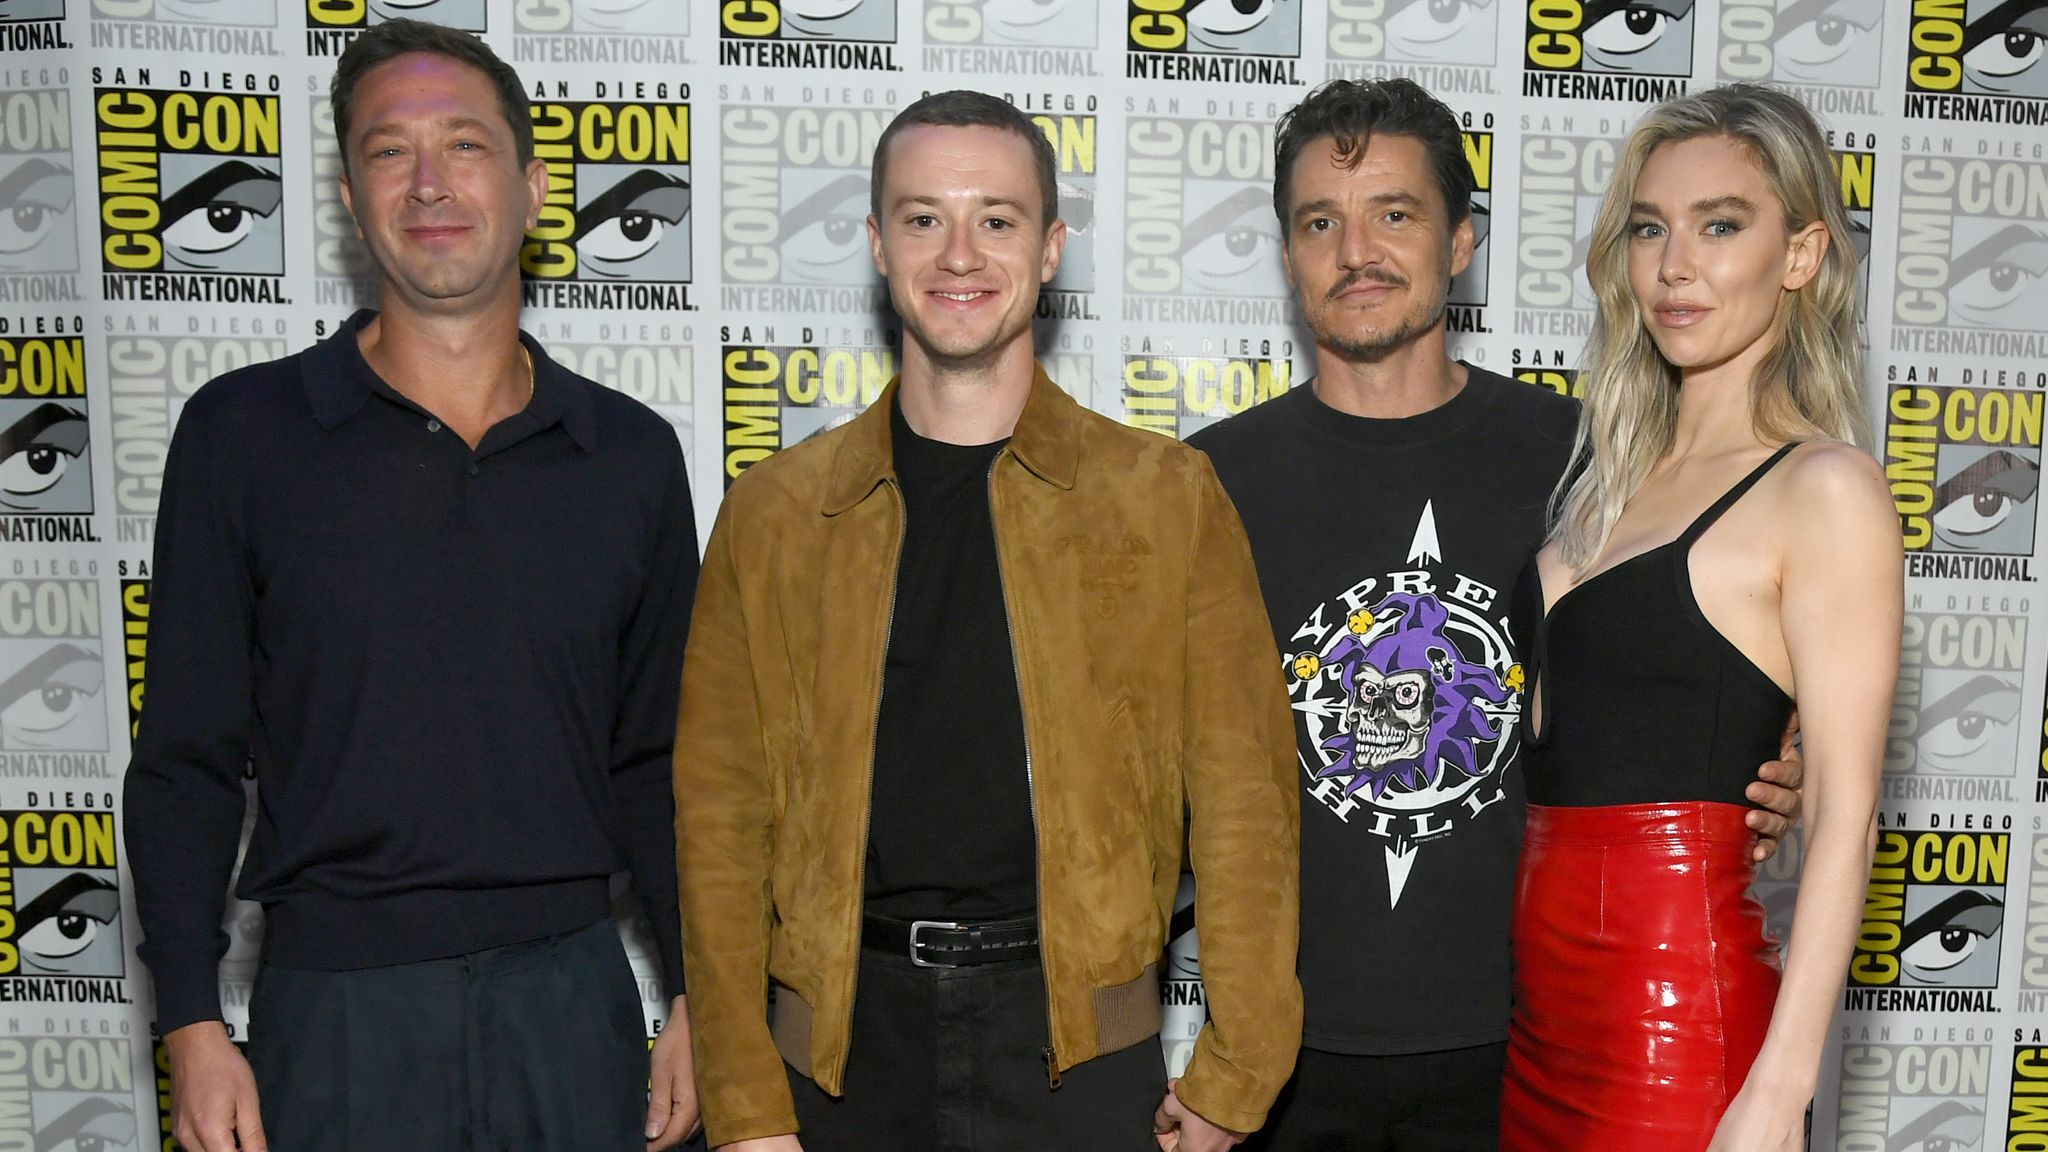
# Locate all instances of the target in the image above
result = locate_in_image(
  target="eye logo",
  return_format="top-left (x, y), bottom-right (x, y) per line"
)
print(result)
top-left (721, 342), bottom-right (898, 485)
top-left (1909, 0), bottom-right (2048, 100)
top-left (927, 0), bottom-right (1099, 49)
top-left (0, 580), bottom-right (103, 757)
top-left (1887, 608), bottom-right (2027, 780)
top-left (718, 0), bottom-right (902, 66)
top-left (1716, 0), bottom-right (1884, 93)
top-left (513, 0), bottom-right (678, 34)
top-left (93, 0), bottom-right (278, 24)
top-left (1893, 151), bottom-right (2048, 357)
top-left (1329, 0), bottom-right (1502, 66)
top-left (0, 810), bottom-right (123, 978)
top-left (1833, 1043), bottom-right (1991, 1152)
top-left (1523, 1), bottom-right (1696, 100)
top-left (719, 103), bottom-right (891, 307)
top-left (0, 85), bottom-right (79, 276)
top-left (0, 1037), bottom-right (140, 1152)
top-left (1125, 0), bottom-right (1305, 83)
top-left (0, 1), bottom-right (68, 52)
top-left (1848, 829), bottom-right (2007, 1001)
top-left (521, 100), bottom-right (694, 311)
top-left (306, 0), bottom-right (485, 28)
top-left (1884, 386), bottom-right (2043, 571)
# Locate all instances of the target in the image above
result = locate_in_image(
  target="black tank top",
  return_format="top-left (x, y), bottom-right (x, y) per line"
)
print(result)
top-left (1516, 444), bottom-right (1798, 807)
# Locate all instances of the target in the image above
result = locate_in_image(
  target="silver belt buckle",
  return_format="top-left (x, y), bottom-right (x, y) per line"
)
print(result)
top-left (908, 919), bottom-right (961, 968)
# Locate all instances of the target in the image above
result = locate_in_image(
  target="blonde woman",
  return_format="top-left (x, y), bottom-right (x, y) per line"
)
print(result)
top-left (1501, 84), bottom-right (1901, 1151)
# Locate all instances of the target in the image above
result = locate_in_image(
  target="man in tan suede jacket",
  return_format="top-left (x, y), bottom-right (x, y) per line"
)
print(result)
top-left (673, 91), bottom-right (1302, 1152)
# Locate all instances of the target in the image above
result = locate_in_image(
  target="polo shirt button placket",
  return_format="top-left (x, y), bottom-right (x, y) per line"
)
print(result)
top-left (468, 463), bottom-right (479, 477)
top-left (427, 419), bottom-right (441, 433)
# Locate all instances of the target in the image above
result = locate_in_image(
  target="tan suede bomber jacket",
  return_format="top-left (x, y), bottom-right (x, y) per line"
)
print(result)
top-left (673, 366), bottom-right (1302, 1147)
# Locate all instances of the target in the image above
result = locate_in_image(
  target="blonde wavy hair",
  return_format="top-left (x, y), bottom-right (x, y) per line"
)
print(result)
top-left (1551, 83), bottom-right (1866, 572)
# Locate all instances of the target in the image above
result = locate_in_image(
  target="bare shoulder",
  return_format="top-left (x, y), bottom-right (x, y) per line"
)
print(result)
top-left (1776, 440), bottom-right (1901, 564)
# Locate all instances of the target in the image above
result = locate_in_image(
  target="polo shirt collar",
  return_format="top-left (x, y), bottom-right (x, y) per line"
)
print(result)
top-left (304, 309), bottom-right (596, 453)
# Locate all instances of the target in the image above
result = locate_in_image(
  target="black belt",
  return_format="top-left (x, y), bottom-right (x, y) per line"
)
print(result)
top-left (861, 913), bottom-right (1039, 968)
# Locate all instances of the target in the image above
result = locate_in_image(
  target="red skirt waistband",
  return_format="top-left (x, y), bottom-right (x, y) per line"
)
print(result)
top-left (1523, 800), bottom-right (1760, 847)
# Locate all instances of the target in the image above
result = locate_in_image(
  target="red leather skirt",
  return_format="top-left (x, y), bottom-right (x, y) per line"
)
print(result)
top-left (1501, 802), bottom-right (1781, 1150)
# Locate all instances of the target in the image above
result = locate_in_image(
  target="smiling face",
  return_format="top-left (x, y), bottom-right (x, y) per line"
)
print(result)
top-left (867, 124), bottom-right (1065, 375)
top-left (1281, 132), bottom-right (1472, 364)
top-left (339, 52), bottom-right (544, 318)
top-left (1625, 134), bottom-right (1825, 384)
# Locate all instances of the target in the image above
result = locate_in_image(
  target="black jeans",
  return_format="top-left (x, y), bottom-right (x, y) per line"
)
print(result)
top-left (790, 948), bottom-right (1168, 1152)
top-left (247, 919), bottom-right (649, 1152)
top-left (1241, 1042), bottom-right (1506, 1152)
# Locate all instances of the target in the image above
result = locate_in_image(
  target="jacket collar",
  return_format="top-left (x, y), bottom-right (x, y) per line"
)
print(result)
top-left (822, 361), bottom-right (1082, 515)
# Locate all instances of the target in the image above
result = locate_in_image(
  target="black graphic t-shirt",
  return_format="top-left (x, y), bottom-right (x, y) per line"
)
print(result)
top-left (1189, 366), bottom-right (1577, 1055)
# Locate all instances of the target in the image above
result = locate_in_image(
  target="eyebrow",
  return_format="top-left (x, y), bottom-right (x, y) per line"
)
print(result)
top-left (0, 643), bottom-right (97, 712)
top-left (1918, 673), bottom-right (2021, 733)
top-left (0, 403), bottom-right (86, 460)
top-left (1629, 195), bottom-right (1758, 217)
top-left (573, 168), bottom-right (691, 243)
top-left (161, 159), bottom-right (282, 225)
top-left (1950, 223), bottom-right (2048, 283)
top-left (1289, 191), bottom-right (1424, 225)
top-left (893, 193), bottom-right (1035, 216)
top-left (0, 158), bottom-right (73, 212)
top-left (360, 115), bottom-right (499, 141)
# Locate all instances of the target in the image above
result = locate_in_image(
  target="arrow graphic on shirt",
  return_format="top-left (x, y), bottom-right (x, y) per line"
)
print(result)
top-left (1408, 501), bottom-right (1441, 566)
top-left (1386, 842), bottom-right (1418, 907)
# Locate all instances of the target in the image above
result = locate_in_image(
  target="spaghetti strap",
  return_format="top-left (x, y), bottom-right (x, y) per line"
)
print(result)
top-left (1676, 442), bottom-right (1801, 547)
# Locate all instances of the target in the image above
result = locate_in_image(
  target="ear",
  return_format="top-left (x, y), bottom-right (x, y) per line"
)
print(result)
top-left (1448, 213), bottom-right (1476, 279)
top-left (868, 214), bottom-right (886, 277)
top-left (523, 156), bottom-right (547, 233)
top-left (1782, 219), bottom-right (1827, 292)
top-left (1039, 217), bottom-right (1068, 285)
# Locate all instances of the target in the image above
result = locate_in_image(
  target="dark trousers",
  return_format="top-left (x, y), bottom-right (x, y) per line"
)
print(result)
top-left (1241, 1042), bottom-right (1506, 1152)
top-left (790, 949), bottom-right (1168, 1152)
top-left (247, 919), bottom-right (647, 1152)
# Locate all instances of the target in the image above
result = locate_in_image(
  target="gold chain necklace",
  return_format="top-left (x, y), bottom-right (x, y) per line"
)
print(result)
top-left (520, 344), bottom-right (535, 408)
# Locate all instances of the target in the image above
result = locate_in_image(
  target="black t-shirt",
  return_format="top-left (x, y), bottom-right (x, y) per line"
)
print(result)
top-left (1188, 366), bottom-right (1577, 1054)
top-left (862, 401), bottom-right (1037, 922)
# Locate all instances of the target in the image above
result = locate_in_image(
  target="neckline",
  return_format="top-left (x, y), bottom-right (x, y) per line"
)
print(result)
top-left (1289, 362), bottom-right (1496, 449)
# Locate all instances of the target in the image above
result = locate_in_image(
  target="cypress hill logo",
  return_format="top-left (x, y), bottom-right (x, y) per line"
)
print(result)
top-left (0, 1036), bottom-right (140, 1148)
top-left (1511, 349), bottom-right (1582, 398)
top-left (1713, 0), bottom-right (1885, 114)
top-left (92, 71), bottom-right (288, 306)
top-left (0, 318), bottom-right (95, 546)
top-left (1830, 138), bottom-right (1877, 316)
top-left (106, 319), bottom-right (287, 545)
top-left (512, 0), bottom-right (687, 64)
top-left (1025, 102), bottom-right (1099, 321)
top-left (719, 0), bottom-right (902, 70)
top-left (0, 87), bottom-right (80, 301)
top-left (925, 0), bottom-right (1098, 75)
top-left (1883, 379), bottom-right (2041, 581)
top-left (1522, 0), bottom-right (1695, 101)
top-left (1125, 0), bottom-right (1304, 85)
top-left (1450, 121), bottom-right (1493, 333)
top-left (520, 86), bottom-right (695, 312)
top-left (306, 0), bottom-right (485, 55)
top-left (721, 331), bottom-right (898, 486)
top-left (1885, 600), bottom-right (2028, 799)
top-left (528, 319), bottom-right (693, 438)
top-left (309, 94), bottom-right (373, 310)
top-left (0, 804), bottom-right (129, 990)
top-left (2021, 833), bottom-right (2048, 1010)
top-left (1847, 825), bottom-right (2008, 1013)
top-left (719, 93), bottom-right (892, 314)
top-left (1327, 0), bottom-right (1504, 91)
top-left (1122, 98), bottom-right (1293, 326)
top-left (0, 579), bottom-right (105, 769)
top-left (0, 1), bottom-right (72, 52)
top-left (1513, 120), bottom-right (1614, 339)
top-left (1834, 1038), bottom-right (1991, 1151)
top-left (90, 0), bottom-right (281, 54)
top-left (1890, 144), bottom-right (2048, 358)
top-left (1904, 0), bottom-right (2048, 126)
top-left (118, 577), bottom-right (144, 744)
top-left (1120, 346), bottom-right (1293, 437)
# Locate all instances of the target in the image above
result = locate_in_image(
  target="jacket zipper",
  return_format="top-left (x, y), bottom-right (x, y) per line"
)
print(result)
top-left (988, 453), bottom-right (1059, 1089)
top-left (840, 477), bottom-right (905, 1089)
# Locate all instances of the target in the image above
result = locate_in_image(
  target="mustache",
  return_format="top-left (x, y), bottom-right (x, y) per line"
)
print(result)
top-left (1325, 268), bottom-right (1408, 300)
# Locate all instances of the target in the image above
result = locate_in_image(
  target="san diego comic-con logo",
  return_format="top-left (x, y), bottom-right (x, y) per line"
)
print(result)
top-left (1831, 138), bottom-right (1877, 316)
top-left (309, 94), bottom-right (373, 310)
top-left (1511, 351), bottom-right (1582, 398)
top-left (1284, 512), bottom-right (1521, 907)
top-left (0, 580), bottom-right (104, 765)
top-left (90, 0), bottom-right (281, 55)
top-left (512, 0), bottom-right (687, 63)
top-left (1848, 825), bottom-right (2008, 1013)
top-left (720, 1), bottom-right (902, 70)
top-left (0, 1036), bottom-right (141, 1151)
top-left (1891, 144), bottom-right (2048, 359)
top-left (2018, 832), bottom-right (2048, 1010)
top-left (1451, 122), bottom-right (1492, 329)
top-left (1886, 599), bottom-right (2029, 801)
top-left (721, 332), bottom-right (898, 486)
top-left (0, 803), bottom-right (128, 986)
top-left (2009, 1044), bottom-right (2048, 1150)
top-left (0, 86), bottom-right (78, 292)
top-left (1019, 102), bottom-right (1099, 320)
top-left (306, 0), bottom-right (484, 56)
top-left (1884, 381), bottom-right (2042, 581)
top-left (925, 0), bottom-right (1098, 75)
top-left (1328, 0), bottom-right (1504, 89)
top-left (117, 578), bottom-right (144, 744)
top-left (0, 319), bottom-right (96, 547)
top-left (1126, 0), bottom-right (1304, 84)
top-left (1522, 0), bottom-right (1695, 101)
top-left (720, 96), bottom-right (891, 315)
top-left (1834, 1038), bottom-right (1992, 1152)
top-left (1120, 347), bottom-right (1293, 438)
top-left (0, 0), bottom-right (72, 52)
top-left (105, 319), bottom-right (287, 543)
top-left (92, 72), bottom-right (287, 307)
top-left (1905, 0), bottom-right (2048, 126)
top-left (1513, 117), bottom-right (1611, 339)
top-left (1714, 0), bottom-right (1885, 114)
top-left (528, 319), bottom-right (693, 444)
top-left (520, 89), bottom-right (694, 313)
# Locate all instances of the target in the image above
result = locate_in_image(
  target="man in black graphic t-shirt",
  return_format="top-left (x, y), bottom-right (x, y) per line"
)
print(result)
top-left (1188, 79), bottom-right (1804, 1150)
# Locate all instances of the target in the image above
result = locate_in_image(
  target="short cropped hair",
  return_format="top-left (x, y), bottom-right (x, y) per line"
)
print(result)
top-left (330, 19), bottom-right (532, 178)
top-left (871, 90), bottom-right (1058, 229)
top-left (1272, 78), bottom-right (1472, 236)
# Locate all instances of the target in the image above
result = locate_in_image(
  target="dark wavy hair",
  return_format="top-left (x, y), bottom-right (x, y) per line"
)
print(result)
top-left (872, 90), bottom-right (1058, 229)
top-left (330, 19), bottom-right (533, 178)
top-left (1272, 78), bottom-right (1472, 237)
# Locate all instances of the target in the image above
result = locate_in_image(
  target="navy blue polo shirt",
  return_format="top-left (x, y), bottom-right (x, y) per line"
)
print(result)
top-left (124, 310), bottom-right (696, 1032)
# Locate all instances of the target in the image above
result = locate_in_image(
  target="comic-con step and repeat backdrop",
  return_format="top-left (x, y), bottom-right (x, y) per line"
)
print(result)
top-left (0, 0), bottom-right (2044, 1146)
